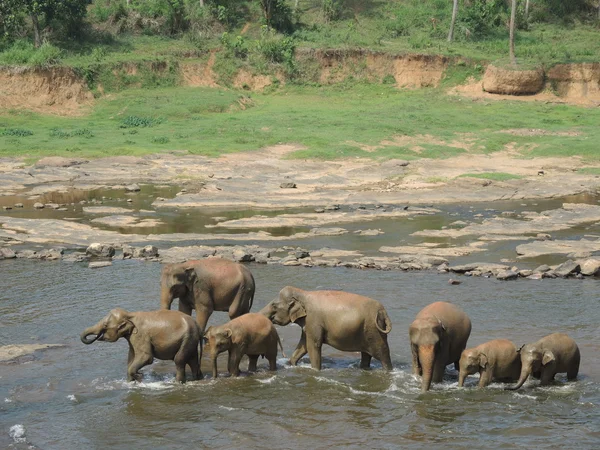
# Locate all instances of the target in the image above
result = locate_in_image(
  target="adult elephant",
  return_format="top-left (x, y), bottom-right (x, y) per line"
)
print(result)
top-left (507, 333), bottom-right (580, 390)
top-left (160, 258), bottom-right (255, 333)
top-left (260, 286), bottom-right (393, 370)
top-left (409, 301), bottom-right (472, 392)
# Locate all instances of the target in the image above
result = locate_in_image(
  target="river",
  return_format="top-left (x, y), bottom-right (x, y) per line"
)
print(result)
top-left (1, 260), bottom-right (599, 449)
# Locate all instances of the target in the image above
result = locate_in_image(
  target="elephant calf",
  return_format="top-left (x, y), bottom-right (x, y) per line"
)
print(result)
top-left (507, 333), bottom-right (580, 390)
top-left (260, 286), bottom-right (393, 371)
top-left (409, 301), bottom-right (472, 392)
top-left (205, 313), bottom-right (284, 378)
top-left (458, 339), bottom-right (521, 388)
top-left (81, 308), bottom-right (201, 383)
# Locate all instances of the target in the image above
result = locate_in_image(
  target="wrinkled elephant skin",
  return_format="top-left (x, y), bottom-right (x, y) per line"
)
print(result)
top-left (260, 286), bottom-right (393, 371)
top-left (81, 308), bottom-right (202, 382)
top-left (409, 301), bottom-right (472, 392)
top-left (507, 333), bottom-right (580, 390)
top-left (458, 339), bottom-right (521, 388)
top-left (160, 258), bottom-right (255, 333)
top-left (205, 313), bottom-right (283, 378)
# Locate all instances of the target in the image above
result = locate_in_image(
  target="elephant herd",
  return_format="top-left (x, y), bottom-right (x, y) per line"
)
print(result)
top-left (80, 259), bottom-right (581, 392)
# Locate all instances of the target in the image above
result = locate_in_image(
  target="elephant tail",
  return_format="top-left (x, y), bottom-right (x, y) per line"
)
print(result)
top-left (375, 309), bottom-right (392, 334)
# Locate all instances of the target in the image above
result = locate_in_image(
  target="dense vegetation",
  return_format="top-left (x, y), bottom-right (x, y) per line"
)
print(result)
top-left (1, 1), bottom-right (599, 70)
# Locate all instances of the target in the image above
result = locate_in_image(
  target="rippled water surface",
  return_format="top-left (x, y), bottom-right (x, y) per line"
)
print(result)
top-left (1, 261), bottom-right (599, 449)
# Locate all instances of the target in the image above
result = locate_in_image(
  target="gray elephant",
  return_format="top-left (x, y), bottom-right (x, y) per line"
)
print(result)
top-left (507, 333), bottom-right (580, 390)
top-left (81, 308), bottom-right (201, 382)
top-left (458, 339), bottom-right (521, 388)
top-left (409, 301), bottom-right (472, 392)
top-left (260, 286), bottom-right (393, 370)
top-left (160, 258), bottom-right (255, 333)
top-left (204, 313), bottom-right (284, 378)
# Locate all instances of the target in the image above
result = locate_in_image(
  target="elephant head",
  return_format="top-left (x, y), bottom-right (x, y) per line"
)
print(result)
top-left (458, 348), bottom-right (487, 387)
top-left (410, 317), bottom-right (446, 392)
top-left (204, 325), bottom-right (233, 378)
top-left (259, 286), bottom-right (307, 326)
top-left (160, 263), bottom-right (197, 309)
top-left (80, 308), bottom-right (136, 344)
top-left (507, 344), bottom-right (554, 390)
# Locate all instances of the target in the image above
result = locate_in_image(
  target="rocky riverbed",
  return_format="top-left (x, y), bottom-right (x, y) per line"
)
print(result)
top-left (1, 151), bottom-right (600, 283)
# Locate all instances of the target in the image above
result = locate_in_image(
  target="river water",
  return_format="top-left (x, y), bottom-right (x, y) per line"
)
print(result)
top-left (1, 260), bottom-right (599, 449)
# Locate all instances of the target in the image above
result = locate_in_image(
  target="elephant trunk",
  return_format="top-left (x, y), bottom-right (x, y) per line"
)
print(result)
top-left (258, 303), bottom-right (273, 319)
top-left (507, 364), bottom-right (531, 390)
top-left (80, 322), bottom-right (104, 345)
top-left (419, 345), bottom-right (436, 392)
top-left (458, 369), bottom-right (467, 387)
top-left (211, 353), bottom-right (218, 379)
top-left (160, 285), bottom-right (173, 310)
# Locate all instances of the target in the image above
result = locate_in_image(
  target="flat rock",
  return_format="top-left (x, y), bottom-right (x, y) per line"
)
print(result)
top-left (280, 182), bottom-right (297, 189)
top-left (450, 263), bottom-right (509, 274)
top-left (517, 238), bottom-right (600, 258)
top-left (91, 215), bottom-right (163, 228)
top-left (0, 344), bottom-right (64, 362)
top-left (125, 184), bottom-right (141, 192)
top-left (89, 261), bottom-right (113, 269)
top-left (83, 206), bottom-right (132, 214)
top-left (34, 157), bottom-right (88, 168)
top-left (380, 159), bottom-right (410, 168)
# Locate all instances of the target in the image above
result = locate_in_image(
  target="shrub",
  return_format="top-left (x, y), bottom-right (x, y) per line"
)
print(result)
top-left (0, 40), bottom-right (62, 67)
top-left (120, 115), bottom-right (163, 128)
top-left (1, 128), bottom-right (34, 137)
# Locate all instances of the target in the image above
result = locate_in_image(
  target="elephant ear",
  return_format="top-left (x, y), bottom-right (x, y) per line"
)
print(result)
top-left (289, 300), bottom-right (307, 323)
top-left (118, 316), bottom-right (136, 335)
top-left (479, 353), bottom-right (488, 369)
top-left (542, 350), bottom-right (555, 365)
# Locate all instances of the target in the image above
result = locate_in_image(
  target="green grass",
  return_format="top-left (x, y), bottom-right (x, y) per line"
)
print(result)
top-left (1, 83), bottom-right (599, 161)
top-left (578, 167), bottom-right (600, 175)
top-left (459, 172), bottom-right (523, 181)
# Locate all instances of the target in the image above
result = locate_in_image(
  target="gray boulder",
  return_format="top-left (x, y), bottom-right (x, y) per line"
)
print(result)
top-left (553, 260), bottom-right (580, 278)
top-left (496, 270), bottom-right (518, 281)
top-left (580, 258), bottom-right (600, 276)
top-left (89, 261), bottom-right (113, 269)
top-left (86, 243), bottom-right (116, 258)
top-left (280, 182), bottom-right (297, 189)
top-left (125, 184), bottom-right (141, 192)
top-left (0, 248), bottom-right (17, 259)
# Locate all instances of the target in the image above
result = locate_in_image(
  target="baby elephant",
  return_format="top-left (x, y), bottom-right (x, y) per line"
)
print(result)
top-left (458, 339), bottom-right (521, 388)
top-left (205, 313), bottom-right (284, 378)
top-left (81, 308), bottom-right (201, 383)
top-left (507, 333), bottom-right (580, 390)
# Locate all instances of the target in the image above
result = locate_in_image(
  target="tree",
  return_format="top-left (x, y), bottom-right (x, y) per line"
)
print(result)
top-left (509, 0), bottom-right (517, 65)
top-left (524, 0), bottom-right (530, 22)
top-left (0, 0), bottom-right (87, 47)
top-left (448, 0), bottom-right (459, 42)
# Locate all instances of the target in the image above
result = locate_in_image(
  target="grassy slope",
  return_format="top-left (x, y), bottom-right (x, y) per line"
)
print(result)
top-left (2, 83), bottom-right (599, 162)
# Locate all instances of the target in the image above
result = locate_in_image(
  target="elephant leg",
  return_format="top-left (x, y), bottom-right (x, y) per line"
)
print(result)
top-left (360, 352), bottom-right (372, 369)
top-left (478, 369), bottom-right (493, 388)
top-left (411, 345), bottom-right (421, 376)
top-left (267, 352), bottom-right (277, 371)
top-left (290, 330), bottom-right (308, 366)
top-left (228, 288), bottom-right (251, 319)
top-left (228, 348), bottom-right (243, 377)
top-left (306, 336), bottom-right (323, 371)
top-left (454, 361), bottom-right (460, 371)
top-left (127, 352), bottom-right (153, 382)
top-left (539, 367), bottom-right (556, 386)
top-left (194, 301), bottom-right (213, 335)
top-left (432, 361), bottom-right (445, 383)
top-left (188, 353), bottom-right (201, 381)
top-left (248, 355), bottom-right (259, 372)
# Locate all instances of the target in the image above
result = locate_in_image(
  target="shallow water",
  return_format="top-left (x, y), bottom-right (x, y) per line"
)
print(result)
top-left (1, 260), bottom-right (599, 449)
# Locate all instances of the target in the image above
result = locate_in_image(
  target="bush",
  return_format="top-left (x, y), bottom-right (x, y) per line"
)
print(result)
top-left (0, 40), bottom-right (62, 67)
top-left (221, 32), bottom-right (249, 58)
top-left (1, 128), bottom-right (34, 137)
top-left (459, 0), bottom-right (507, 39)
top-left (120, 115), bottom-right (163, 128)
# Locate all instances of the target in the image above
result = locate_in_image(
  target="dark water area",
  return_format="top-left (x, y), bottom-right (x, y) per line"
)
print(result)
top-left (1, 261), bottom-right (599, 449)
